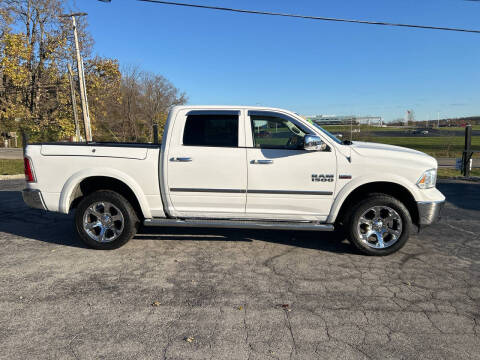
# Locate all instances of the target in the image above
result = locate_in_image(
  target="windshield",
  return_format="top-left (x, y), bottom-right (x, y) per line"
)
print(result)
top-left (308, 121), bottom-right (343, 144)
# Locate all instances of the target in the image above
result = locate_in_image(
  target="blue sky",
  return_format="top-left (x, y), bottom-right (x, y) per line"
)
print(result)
top-left (75, 0), bottom-right (479, 122)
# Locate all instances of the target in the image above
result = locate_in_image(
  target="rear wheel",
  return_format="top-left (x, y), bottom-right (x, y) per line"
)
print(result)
top-left (345, 194), bottom-right (412, 256)
top-left (75, 190), bottom-right (139, 249)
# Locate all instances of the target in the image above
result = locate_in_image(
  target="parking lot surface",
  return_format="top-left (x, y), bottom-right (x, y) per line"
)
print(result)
top-left (0, 179), bottom-right (479, 359)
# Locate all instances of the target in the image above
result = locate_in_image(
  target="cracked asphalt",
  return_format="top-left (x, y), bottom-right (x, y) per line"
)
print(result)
top-left (0, 179), bottom-right (479, 359)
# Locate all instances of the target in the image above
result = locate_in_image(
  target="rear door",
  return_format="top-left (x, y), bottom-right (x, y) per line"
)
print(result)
top-left (245, 111), bottom-right (337, 220)
top-left (166, 109), bottom-right (247, 216)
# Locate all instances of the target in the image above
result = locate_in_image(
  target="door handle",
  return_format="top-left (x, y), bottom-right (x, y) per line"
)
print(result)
top-left (170, 157), bottom-right (192, 162)
top-left (251, 159), bottom-right (273, 165)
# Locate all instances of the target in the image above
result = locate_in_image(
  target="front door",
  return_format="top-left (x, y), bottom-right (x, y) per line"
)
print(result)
top-left (245, 111), bottom-right (336, 220)
top-left (167, 110), bottom-right (247, 216)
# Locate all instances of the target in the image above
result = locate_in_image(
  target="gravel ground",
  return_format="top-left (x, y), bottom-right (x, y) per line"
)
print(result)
top-left (0, 179), bottom-right (479, 359)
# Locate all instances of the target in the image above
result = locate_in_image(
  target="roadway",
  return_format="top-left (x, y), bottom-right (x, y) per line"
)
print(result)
top-left (0, 148), bottom-right (22, 159)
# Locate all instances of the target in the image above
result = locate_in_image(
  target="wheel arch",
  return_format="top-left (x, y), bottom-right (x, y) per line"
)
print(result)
top-left (59, 168), bottom-right (151, 219)
top-left (329, 180), bottom-right (419, 226)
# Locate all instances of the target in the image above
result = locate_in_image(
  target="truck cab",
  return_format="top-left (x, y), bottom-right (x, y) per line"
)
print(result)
top-left (163, 107), bottom-right (336, 220)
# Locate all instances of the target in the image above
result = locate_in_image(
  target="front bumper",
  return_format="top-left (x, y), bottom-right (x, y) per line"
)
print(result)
top-left (22, 189), bottom-right (47, 210)
top-left (417, 200), bottom-right (444, 226)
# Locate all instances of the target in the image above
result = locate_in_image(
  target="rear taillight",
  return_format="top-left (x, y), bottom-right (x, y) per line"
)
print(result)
top-left (24, 157), bottom-right (36, 182)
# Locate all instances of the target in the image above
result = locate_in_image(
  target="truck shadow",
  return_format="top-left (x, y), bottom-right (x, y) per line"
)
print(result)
top-left (0, 191), bottom-right (85, 248)
top-left (0, 190), bottom-right (353, 253)
top-left (437, 182), bottom-right (480, 213)
top-left (136, 226), bottom-right (355, 254)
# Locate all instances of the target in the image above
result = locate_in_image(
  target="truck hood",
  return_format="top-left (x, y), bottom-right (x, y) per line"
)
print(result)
top-left (350, 141), bottom-right (437, 169)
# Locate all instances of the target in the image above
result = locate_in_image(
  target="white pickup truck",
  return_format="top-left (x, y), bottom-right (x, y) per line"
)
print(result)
top-left (22, 106), bottom-right (445, 255)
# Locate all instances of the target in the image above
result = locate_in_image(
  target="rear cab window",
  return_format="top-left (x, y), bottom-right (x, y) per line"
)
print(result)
top-left (183, 114), bottom-right (239, 147)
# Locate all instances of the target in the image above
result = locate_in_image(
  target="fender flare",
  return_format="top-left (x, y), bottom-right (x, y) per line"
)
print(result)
top-left (58, 167), bottom-right (152, 218)
top-left (327, 174), bottom-right (420, 224)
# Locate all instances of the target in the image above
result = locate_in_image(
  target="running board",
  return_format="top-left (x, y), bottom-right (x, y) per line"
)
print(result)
top-left (143, 218), bottom-right (334, 232)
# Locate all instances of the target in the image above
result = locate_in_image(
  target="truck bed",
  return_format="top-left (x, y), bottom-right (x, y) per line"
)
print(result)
top-left (23, 142), bottom-right (164, 219)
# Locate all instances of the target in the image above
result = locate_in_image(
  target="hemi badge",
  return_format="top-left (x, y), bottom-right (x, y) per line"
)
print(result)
top-left (339, 175), bottom-right (352, 180)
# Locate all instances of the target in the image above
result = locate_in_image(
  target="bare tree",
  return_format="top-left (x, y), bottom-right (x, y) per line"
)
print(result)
top-left (141, 71), bottom-right (187, 140)
top-left (116, 66), bottom-right (187, 142)
top-left (120, 65), bottom-right (142, 141)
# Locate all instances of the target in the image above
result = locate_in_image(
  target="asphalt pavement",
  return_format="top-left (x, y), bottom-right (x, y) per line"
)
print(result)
top-left (0, 179), bottom-right (479, 359)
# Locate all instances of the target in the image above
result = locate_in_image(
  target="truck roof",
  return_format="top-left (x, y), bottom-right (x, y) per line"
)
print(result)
top-left (172, 105), bottom-right (300, 116)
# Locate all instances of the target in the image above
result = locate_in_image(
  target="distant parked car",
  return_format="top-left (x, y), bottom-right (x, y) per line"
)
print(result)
top-left (409, 129), bottom-right (429, 135)
top-left (333, 133), bottom-right (343, 138)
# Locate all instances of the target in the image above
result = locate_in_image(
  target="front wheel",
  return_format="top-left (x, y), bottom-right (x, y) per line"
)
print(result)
top-left (346, 194), bottom-right (412, 256)
top-left (75, 190), bottom-right (139, 249)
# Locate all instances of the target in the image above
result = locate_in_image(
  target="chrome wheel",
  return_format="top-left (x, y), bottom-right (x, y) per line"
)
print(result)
top-left (356, 206), bottom-right (403, 249)
top-left (83, 202), bottom-right (124, 243)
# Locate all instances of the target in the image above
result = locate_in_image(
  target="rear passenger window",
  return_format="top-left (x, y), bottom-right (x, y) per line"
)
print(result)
top-left (183, 114), bottom-right (238, 147)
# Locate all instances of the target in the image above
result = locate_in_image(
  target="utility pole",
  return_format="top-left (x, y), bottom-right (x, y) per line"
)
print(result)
top-left (67, 63), bottom-right (80, 141)
top-left (60, 12), bottom-right (92, 142)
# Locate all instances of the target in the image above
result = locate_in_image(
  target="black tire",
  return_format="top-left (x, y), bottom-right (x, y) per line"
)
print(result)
top-left (344, 193), bottom-right (412, 256)
top-left (75, 190), bottom-right (139, 250)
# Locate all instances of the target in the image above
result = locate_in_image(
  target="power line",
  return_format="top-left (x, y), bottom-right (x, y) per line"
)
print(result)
top-left (135, 0), bottom-right (480, 34)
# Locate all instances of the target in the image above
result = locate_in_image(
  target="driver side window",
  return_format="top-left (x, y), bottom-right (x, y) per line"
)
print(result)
top-left (250, 115), bottom-right (307, 150)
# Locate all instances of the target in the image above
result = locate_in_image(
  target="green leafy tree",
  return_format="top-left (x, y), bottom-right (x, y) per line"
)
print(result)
top-left (0, 0), bottom-right (186, 144)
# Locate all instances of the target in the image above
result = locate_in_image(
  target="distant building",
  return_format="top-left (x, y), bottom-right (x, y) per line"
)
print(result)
top-left (304, 115), bottom-right (383, 126)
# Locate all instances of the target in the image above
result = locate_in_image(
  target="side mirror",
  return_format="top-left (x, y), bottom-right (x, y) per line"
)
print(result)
top-left (304, 135), bottom-right (327, 151)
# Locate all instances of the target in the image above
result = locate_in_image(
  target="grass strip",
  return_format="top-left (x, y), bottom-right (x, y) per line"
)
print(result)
top-left (0, 159), bottom-right (24, 175)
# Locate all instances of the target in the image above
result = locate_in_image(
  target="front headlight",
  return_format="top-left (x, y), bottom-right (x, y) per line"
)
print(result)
top-left (416, 169), bottom-right (437, 189)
